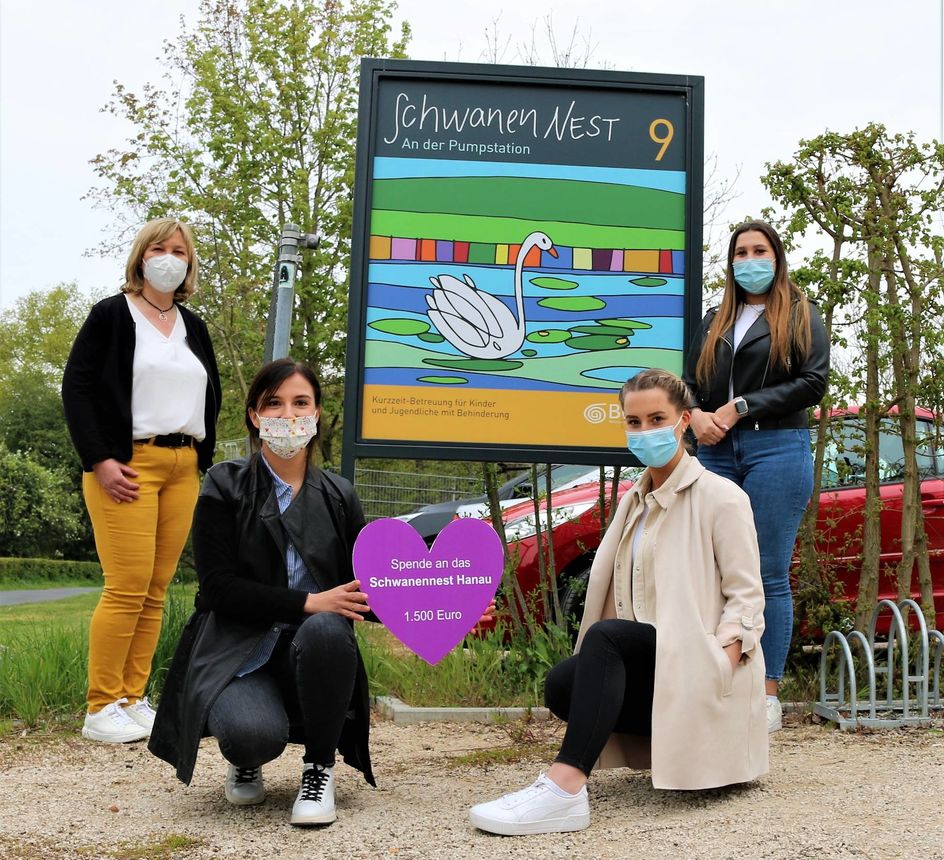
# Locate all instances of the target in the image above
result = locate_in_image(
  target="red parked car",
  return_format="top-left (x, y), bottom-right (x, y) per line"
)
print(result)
top-left (475, 408), bottom-right (944, 637)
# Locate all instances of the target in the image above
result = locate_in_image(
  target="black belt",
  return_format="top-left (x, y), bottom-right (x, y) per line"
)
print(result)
top-left (135, 434), bottom-right (196, 448)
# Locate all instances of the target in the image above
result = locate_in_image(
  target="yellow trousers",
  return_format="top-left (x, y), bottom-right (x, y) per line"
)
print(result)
top-left (83, 442), bottom-right (199, 712)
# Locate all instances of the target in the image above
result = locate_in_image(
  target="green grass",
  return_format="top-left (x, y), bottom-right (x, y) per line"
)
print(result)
top-left (0, 580), bottom-right (101, 591)
top-left (0, 584), bottom-right (196, 726)
top-left (100, 834), bottom-right (205, 860)
top-left (356, 621), bottom-right (571, 708)
top-left (0, 582), bottom-right (573, 722)
top-left (0, 591), bottom-right (101, 635)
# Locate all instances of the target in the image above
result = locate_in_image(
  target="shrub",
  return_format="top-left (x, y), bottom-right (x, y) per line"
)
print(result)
top-left (0, 557), bottom-right (102, 585)
top-left (0, 446), bottom-right (87, 558)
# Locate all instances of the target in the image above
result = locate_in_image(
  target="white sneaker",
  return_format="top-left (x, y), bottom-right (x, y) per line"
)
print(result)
top-left (122, 697), bottom-right (157, 733)
top-left (82, 699), bottom-right (149, 743)
top-left (225, 765), bottom-right (265, 806)
top-left (469, 773), bottom-right (590, 836)
top-left (767, 696), bottom-right (783, 733)
top-left (290, 764), bottom-right (336, 826)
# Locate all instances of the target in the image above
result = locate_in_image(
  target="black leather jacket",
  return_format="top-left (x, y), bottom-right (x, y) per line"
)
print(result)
top-left (148, 454), bottom-right (375, 786)
top-left (682, 300), bottom-right (829, 429)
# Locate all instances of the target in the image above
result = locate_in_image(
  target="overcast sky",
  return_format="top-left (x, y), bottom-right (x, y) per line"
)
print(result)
top-left (1, 0), bottom-right (942, 310)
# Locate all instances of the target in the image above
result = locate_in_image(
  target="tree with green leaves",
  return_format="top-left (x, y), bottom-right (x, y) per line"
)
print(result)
top-left (88, 0), bottom-right (409, 461)
top-left (0, 282), bottom-right (94, 394)
top-left (764, 124), bottom-right (944, 629)
top-left (0, 283), bottom-right (97, 558)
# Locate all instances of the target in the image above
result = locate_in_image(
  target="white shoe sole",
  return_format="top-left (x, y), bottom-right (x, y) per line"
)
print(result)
top-left (225, 792), bottom-right (266, 806)
top-left (81, 725), bottom-right (148, 744)
top-left (469, 809), bottom-right (590, 835)
top-left (290, 809), bottom-right (337, 826)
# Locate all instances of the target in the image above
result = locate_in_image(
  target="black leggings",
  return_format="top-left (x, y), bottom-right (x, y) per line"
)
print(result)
top-left (544, 618), bottom-right (656, 777)
top-left (207, 612), bottom-right (357, 768)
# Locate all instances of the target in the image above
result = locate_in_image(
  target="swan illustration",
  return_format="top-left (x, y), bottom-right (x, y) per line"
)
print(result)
top-left (424, 231), bottom-right (557, 359)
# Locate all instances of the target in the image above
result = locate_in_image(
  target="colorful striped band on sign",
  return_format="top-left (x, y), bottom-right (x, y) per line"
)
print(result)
top-left (370, 235), bottom-right (683, 274)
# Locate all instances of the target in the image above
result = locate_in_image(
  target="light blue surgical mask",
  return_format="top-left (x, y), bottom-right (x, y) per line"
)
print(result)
top-left (626, 416), bottom-right (684, 468)
top-left (733, 259), bottom-right (775, 294)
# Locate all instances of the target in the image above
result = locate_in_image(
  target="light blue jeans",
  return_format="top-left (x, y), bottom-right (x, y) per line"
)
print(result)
top-left (697, 427), bottom-right (813, 682)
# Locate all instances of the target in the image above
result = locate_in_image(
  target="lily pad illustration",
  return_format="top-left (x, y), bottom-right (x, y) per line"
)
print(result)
top-left (570, 324), bottom-right (640, 337)
top-left (565, 334), bottom-right (632, 351)
top-left (422, 358), bottom-right (523, 372)
top-left (630, 277), bottom-right (667, 287)
top-left (417, 376), bottom-right (468, 385)
top-left (526, 330), bottom-right (571, 344)
top-left (537, 297), bottom-right (607, 312)
top-left (369, 318), bottom-right (431, 336)
top-left (530, 276), bottom-right (578, 291)
top-left (601, 318), bottom-right (653, 330)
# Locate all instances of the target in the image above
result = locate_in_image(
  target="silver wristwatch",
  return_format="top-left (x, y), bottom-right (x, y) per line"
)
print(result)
top-left (734, 397), bottom-right (749, 416)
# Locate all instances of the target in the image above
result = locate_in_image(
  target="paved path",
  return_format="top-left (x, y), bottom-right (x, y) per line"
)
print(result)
top-left (0, 587), bottom-right (100, 607)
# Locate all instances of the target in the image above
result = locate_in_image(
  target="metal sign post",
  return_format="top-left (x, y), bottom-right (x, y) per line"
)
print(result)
top-left (263, 224), bottom-right (321, 362)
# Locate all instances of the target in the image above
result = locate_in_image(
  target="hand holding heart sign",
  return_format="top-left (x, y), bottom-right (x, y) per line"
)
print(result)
top-left (353, 517), bottom-right (504, 665)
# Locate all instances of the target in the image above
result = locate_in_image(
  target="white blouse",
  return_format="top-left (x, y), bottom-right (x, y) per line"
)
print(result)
top-left (728, 302), bottom-right (766, 400)
top-left (126, 296), bottom-right (208, 441)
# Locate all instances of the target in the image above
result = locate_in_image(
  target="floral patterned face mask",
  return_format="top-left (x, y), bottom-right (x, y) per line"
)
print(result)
top-left (257, 415), bottom-right (318, 459)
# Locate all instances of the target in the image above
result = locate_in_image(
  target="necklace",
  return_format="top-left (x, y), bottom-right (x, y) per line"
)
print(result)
top-left (140, 294), bottom-right (175, 321)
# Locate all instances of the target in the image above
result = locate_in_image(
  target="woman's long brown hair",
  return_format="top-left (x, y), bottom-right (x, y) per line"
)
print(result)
top-left (695, 220), bottom-right (811, 388)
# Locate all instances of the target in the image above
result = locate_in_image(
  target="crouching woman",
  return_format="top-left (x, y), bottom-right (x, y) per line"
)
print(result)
top-left (470, 369), bottom-right (769, 835)
top-left (149, 358), bottom-right (374, 826)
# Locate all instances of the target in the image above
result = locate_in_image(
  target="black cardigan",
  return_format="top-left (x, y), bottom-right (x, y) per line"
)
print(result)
top-left (62, 293), bottom-right (222, 473)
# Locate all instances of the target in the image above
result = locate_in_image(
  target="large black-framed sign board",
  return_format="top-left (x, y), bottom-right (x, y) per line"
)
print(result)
top-left (342, 59), bottom-right (704, 475)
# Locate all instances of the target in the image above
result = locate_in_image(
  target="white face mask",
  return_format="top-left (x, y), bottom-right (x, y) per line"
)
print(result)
top-left (257, 415), bottom-right (318, 459)
top-left (143, 254), bottom-right (189, 293)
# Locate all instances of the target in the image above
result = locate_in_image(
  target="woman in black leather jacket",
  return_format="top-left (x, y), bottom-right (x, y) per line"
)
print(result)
top-left (682, 220), bottom-right (829, 734)
top-left (150, 358), bottom-right (374, 827)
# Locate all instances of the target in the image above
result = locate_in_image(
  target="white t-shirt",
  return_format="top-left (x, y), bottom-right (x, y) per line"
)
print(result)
top-left (728, 302), bottom-right (766, 400)
top-left (126, 295), bottom-right (208, 440)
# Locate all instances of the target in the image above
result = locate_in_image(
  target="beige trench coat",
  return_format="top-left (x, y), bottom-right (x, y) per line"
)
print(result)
top-left (575, 452), bottom-right (769, 790)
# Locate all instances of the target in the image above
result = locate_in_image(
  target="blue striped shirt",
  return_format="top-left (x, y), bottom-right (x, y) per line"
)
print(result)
top-left (235, 457), bottom-right (319, 677)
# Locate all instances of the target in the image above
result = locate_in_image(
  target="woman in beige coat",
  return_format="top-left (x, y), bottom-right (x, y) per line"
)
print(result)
top-left (470, 369), bottom-right (769, 836)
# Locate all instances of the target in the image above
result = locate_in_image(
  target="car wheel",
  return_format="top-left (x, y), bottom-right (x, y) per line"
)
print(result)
top-left (558, 562), bottom-right (592, 644)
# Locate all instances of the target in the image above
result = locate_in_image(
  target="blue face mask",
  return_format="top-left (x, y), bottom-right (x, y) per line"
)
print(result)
top-left (626, 416), bottom-right (683, 468)
top-left (733, 259), bottom-right (775, 294)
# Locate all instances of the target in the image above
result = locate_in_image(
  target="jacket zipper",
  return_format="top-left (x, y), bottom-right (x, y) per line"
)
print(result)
top-left (721, 334), bottom-right (733, 400)
top-left (754, 356), bottom-right (770, 430)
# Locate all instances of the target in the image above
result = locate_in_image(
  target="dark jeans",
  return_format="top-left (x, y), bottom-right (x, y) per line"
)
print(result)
top-left (697, 427), bottom-right (813, 681)
top-left (545, 619), bottom-right (657, 777)
top-left (207, 613), bottom-right (357, 768)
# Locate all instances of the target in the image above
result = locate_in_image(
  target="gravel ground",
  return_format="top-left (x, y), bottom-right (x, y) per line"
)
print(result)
top-left (1, 712), bottom-right (942, 860)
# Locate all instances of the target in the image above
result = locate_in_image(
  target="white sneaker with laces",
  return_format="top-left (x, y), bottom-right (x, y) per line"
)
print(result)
top-left (290, 764), bottom-right (336, 826)
top-left (122, 697), bottom-right (157, 733)
top-left (82, 698), bottom-right (149, 743)
top-left (469, 773), bottom-right (590, 836)
top-left (767, 696), bottom-right (783, 733)
top-left (225, 765), bottom-right (266, 806)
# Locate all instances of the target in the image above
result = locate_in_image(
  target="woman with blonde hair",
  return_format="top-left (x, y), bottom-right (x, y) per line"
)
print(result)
top-left (63, 217), bottom-right (221, 743)
top-left (470, 369), bottom-right (767, 836)
top-left (682, 220), bottom-right (829, 732)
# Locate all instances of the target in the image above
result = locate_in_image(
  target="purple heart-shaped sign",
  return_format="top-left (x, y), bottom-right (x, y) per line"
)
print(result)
top-left (353, 517), bottom-right (503, 665)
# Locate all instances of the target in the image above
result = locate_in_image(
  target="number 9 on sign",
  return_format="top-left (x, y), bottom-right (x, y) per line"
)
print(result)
top-left (649, 118), bottom-right (674, 161)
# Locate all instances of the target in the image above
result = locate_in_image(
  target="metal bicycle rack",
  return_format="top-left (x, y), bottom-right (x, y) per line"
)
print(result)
top-left (816, 599), bottom-right (943, 730)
